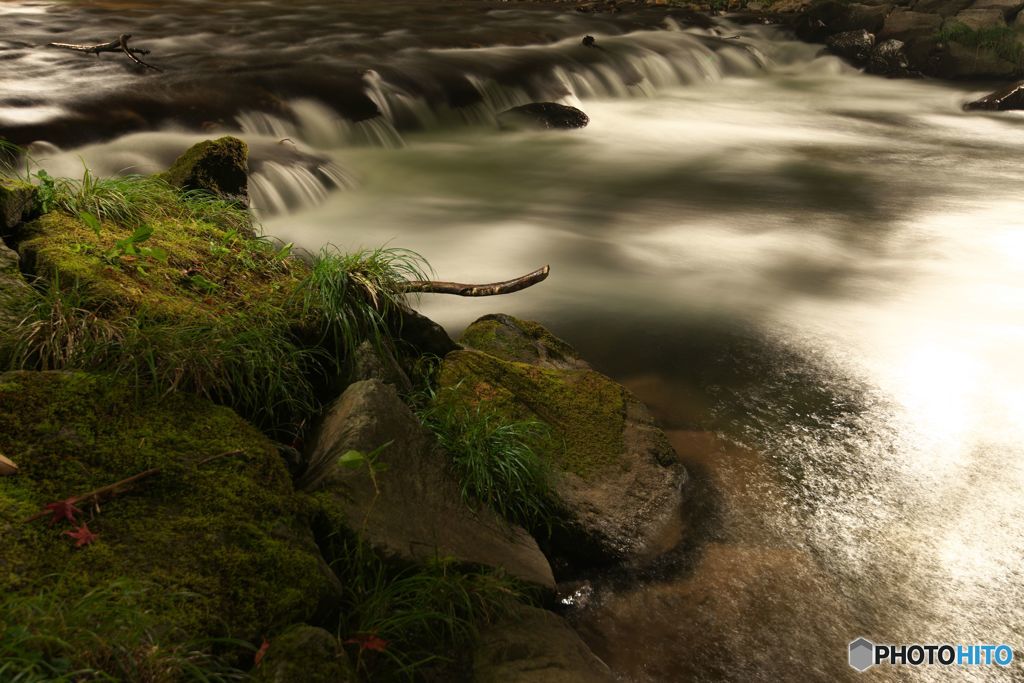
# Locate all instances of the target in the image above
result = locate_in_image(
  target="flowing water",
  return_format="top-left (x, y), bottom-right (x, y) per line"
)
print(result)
top-left (3, 1), bottom-right (1024, 680)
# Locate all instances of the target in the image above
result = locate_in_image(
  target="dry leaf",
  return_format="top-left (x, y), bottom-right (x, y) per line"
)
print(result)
top-left (0, 453), bottom-right (17, 476)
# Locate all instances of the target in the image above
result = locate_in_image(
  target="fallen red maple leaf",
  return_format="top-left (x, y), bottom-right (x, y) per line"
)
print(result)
top-left (344, 633), bottom-right (388, 653)
top-left (44, 498), bottom-right (82, 526)
top-left (254, 638), bottom-right (270, 666)
top-left (63, 522), bottom-right (98, 548)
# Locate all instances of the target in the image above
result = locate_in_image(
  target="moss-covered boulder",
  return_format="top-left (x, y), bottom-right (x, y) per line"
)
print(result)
top-left (0, 371), bottom-right (338, 644)
top-left (0, 177), bottom-right (36, 236)
top-left (472, 605), bottom-right (615, 683)
top-left (161, 136), bottom-right (249, 201)
top-left (441, 315), bottom-right (687, 568)
top-left (251, 624), bottom-right (355, 683)
top-left (307, 379), bottom-right (556, 588)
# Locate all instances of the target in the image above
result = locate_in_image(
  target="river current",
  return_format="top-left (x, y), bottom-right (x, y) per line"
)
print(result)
top-left (3, 1), bottom-right (1023, 680)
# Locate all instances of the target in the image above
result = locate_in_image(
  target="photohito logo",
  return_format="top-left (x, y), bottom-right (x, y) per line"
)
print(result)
top-left (849, 638), bottom-right (1014, 672)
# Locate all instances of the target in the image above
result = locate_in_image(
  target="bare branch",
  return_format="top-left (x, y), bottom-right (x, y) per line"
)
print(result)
top-left (403, 265), bottom-right (550, 296)
top-left (49, 33), bottom-right (161, 72)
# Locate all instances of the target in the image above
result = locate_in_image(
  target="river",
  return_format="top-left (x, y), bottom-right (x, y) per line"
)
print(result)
top-left (3, 1), bottom-right (1023, 680)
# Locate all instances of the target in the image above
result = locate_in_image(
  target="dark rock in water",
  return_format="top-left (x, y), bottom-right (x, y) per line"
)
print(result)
top-left (0, 177), bottom-right (36, 236)
top-left (251, 624), bottom-right (355, 683)
top-left (308, 379), bottom-right (556, 588)
top-left (827, 29), bottom-right (877, 64)
top-left (964, 80), bottom-right (1024, 110)
top-left (498, 103), bottom-right (590, 130)
top-left (161, 136), bottom-right (249, 202)
top-left (472, 605), bottom-right (615, 683)
top-left (443, 315), bottom-right (687, 569)
top-left (582, 35), bottom-right (596, 47)
top-left (867, 38), bottom-right (912, 75)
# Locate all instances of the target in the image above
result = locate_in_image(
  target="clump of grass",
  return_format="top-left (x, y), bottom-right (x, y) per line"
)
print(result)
top-left (937, 23), bottom-right (1024, 64)
top-left (297, 245), bottom-right (429, 361)
top-left (329, 539), bottom-right (523, 680)
top-left (0, 578), bottom-right (248, 683)
top-left (418, 388), bottom-right (556, 532)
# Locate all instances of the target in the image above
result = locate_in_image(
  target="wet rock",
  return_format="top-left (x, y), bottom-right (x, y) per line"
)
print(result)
top-left (161, 136), bottom-right (249, 202)
top-left (308, 379), bottom-right (555, 588)
top-left (913, 0), bottom-right (973, 13)
top-left (867, 38), bottom-right (913, 74)
top-left (251, 624), bottom-right (355, 683)
top-left (393, 306), bottom-right (459, 358)
top-left (964, 79), bottom-right (1024, 109)
top-left (582, 35), bottom-right (597, 47)
top-left (472, 605), bottom-right (615, 683)
top-left (827, 29), bottom-right (877, 63)
top-left (972, 0), bottom-right (1024, 18)
top-left (0, 177), bottom-right (35, 237)
top-left (443, 315), bottom-right (687, 568)
top-left (879, 10), bottom-right (944, 40)
top-left (498, 103), bottom-right (590, 131)
top-left (949, 6), bottom-right (1007, 26)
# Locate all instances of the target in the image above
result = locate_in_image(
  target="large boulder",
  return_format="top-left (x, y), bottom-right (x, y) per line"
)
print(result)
top-left (161, 136), bottom-right (249, 201)
top-left (972, 0), bottom-right (1024, 18)
top-left (879, 10), bottom-right (945, 39)
top-left (964, 79), bottom-right (1024, 109)
top-left (472, 605), bottom-right (615, 683)
top-left (498, 103), bottom-right (590, 131)
top-left (949, 7), bottom-right (1007, 26)
top-left (441, 315), bottom-right (687, 568)
top-left (307, 378), bottom-right (555, 588)
top-left (251, 624), bottom-right (355, 683)
top-left (933, 40), bottom-right (1020, 77)
top-left (0, 177), bottom-right (36, 237)
top-left (912, 0), bottom-right (973, 15)
top-left (0, 371), bottom-right (338, 645)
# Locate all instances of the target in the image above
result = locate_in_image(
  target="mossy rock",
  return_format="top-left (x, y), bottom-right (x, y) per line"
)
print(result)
top-left (251, 624), bottom-right (355, 683)
top-left (441, 316), bottom-right (687, 567)
top-left (0, 242), bottom-right (32, 337)
top-left (0, 371), bottom-right (337, 644)
top-left (160, 136), bottom-right (249, 201)
top-left (16, 210), bottom-right (305, 324)
top-left (0, 177), bottom-right (36, 235)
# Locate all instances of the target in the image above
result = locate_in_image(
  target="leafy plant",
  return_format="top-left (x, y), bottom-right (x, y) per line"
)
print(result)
top-left (418, 390), bottom-right (555, 532)
top-left (0, 578), bottom-right (249, 682)
top-left (105, 224), bottom-right (168, 265)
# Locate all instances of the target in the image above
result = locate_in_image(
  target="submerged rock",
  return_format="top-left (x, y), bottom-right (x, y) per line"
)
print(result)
top-left (498, 103), bottom-right (590, 130)
top-left (0, 371), bottom-right (338, 644)
top-left (442, 315), bottom-right (687, 568)
top-left (251, 624), bottom-right (355, 683)
top-left (161, 136), bottom-right (249, 201)
top-left (307, 379), bottom-right (556, 588)
top-left (472, 605), bottom-right (615, 683)
top-left (964, 79), bottom-right (1024, 109)
top-left (827, 29), bottom-right (877, 64)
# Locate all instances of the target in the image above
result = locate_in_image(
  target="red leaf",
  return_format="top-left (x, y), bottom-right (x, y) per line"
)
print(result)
top-left (63, 523), bottom-right (98, 548)
top-left (45, 498), bottom-right (82, 526)
top-left (344, 633), bottom-right (388, 653)
top-left (254, 638), bottom-right (270, 667)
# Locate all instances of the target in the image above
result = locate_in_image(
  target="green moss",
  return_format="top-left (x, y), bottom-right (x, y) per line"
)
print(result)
top-left (18, 211), bottom-right (305, 324)
top-left (0, 370), bottom-right (332, 643)
top-left (251, 624), bottom-right (355, 683)
top-left (460, 315), bottom-right (578, 367)
top-left (0, 177), bottom-right (35, 231)
top-left (438, 350), bottom-right (625, 478)
top-left (937, 23), bottom-right (1024, 64)
top-left (160, 137), bottom-right (249, 199)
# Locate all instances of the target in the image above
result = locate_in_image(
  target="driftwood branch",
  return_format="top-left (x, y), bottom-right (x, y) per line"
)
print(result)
top-left (48, 33), bottom-right (162, 72)
top-left (403, 265), bottom-right (550, 296)
top-left (23, 450), bottom-right (246, 523)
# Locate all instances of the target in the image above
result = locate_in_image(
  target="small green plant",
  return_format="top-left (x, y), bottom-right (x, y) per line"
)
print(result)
top-left (0, 578), bottom-right (249, 682)
top-left (418, 390), bottom-right (555, 532)
top-left (104, 223), bottom-right (168, 266)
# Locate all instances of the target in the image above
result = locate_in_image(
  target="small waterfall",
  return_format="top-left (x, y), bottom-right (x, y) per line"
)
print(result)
top-left (249, 159), bottom-right (354, 217)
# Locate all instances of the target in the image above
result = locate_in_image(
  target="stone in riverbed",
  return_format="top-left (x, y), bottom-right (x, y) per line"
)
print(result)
top-left (498, 103), bottom-right (590, 131)
top-left (827, 29), bottom-right (877, 64)
top-left (471, 605), bottom-right (615, 683)
top-left (161, 136), bottom-right (249, 202)
top-left (441, 315), bottom-right (687, 569)
top-left (307, 379), bottom-right (555, 588)
top-left (867, 38), bottom-right (913, 75)
top-left (949, 7), bottom-right (1007, 27)
top-left (964, 80), bottom-right (1024, 109)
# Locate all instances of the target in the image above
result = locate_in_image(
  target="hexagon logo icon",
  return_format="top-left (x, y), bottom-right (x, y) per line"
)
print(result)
top-left (849, 638), bottom-right (875, 672)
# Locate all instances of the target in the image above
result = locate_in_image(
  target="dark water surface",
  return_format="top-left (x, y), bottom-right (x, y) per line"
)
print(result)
top-left (3, 2), bottom-right (1024, 680)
